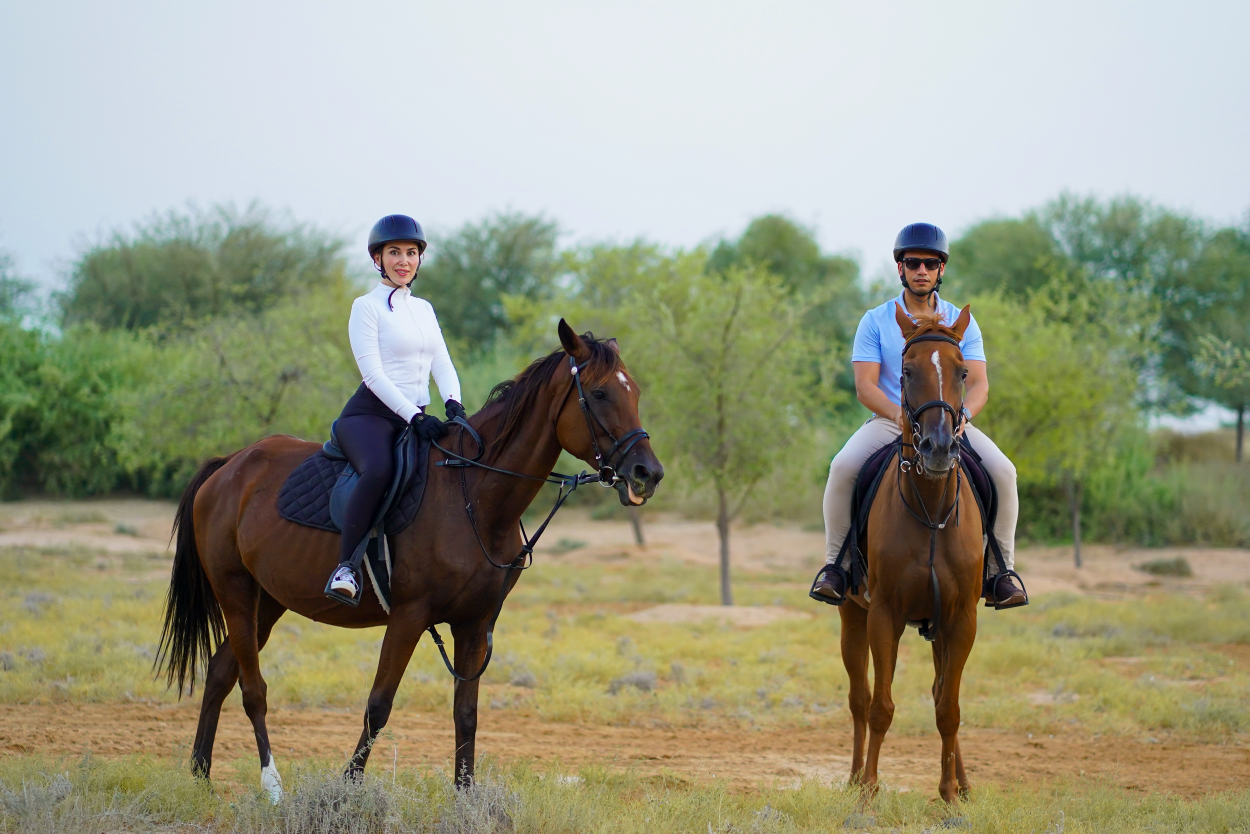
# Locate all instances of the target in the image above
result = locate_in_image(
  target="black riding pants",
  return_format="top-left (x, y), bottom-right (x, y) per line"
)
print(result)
top-left (335, 414), bottom-right (398, 566)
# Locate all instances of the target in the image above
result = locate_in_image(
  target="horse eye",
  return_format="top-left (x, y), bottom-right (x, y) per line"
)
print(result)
top-left (902, 368), bottom-right (911, 377)
top-left (592, 390), bottom-right (607, 400)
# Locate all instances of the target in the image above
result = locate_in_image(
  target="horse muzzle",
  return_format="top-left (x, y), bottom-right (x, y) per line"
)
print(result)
top-left (614, 455), bottom-right (664, 506)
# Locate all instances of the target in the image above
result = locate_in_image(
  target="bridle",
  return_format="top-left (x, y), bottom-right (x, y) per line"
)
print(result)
top-left (897, 330), bottom-right (965, 643)
top-left (566, 355), bottom-right (650, 487)
top-left (423, 352), bottom-right (650, 681)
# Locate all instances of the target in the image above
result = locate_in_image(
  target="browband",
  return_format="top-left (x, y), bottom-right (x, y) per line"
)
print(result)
top-left (902, 333), bottom-right (961, 355)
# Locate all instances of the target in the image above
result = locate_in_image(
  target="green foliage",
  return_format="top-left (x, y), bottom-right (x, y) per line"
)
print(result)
top-left (419, 212), bottom-right (561, 353)
top-left (1160, 222), bottom-right (1250, 413)
top-left (0, 249), bottom-right (33, 319)
top-left (114, 280), bottom-right (361, 495)
top-left (59, 203), bottom-right (348, 332)
top-left (621, 262), bottom-right (819, 517)
top-left (947, 216), bottom-right (1057, 299)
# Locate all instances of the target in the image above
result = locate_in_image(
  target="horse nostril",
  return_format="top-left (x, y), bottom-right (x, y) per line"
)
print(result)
top-left (918, 437), bottom-right (934, 455)
top-left (631, 463), bottom-right (652, 483)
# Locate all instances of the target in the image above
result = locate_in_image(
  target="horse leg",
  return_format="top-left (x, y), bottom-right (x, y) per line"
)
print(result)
top-left (933, 611), bottom-right (976, 802)
top-left (863, 603), bottom-right (905, 793)
top-left (839, 601), bottom-right (871, 785)
top-left (190, 592), bottom-right (286, 779)
top-left (451, 620), bottom-right (490, 789)
top-left (346, 609), bottom-right (428, 777)
top-left (215, 572), bottom-right (284, 802)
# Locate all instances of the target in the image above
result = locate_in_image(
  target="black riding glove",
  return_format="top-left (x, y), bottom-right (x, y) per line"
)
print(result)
top-left (444, 399), bottom-right (467, 422)
top-left (411, 412), bottom-right (449, 441)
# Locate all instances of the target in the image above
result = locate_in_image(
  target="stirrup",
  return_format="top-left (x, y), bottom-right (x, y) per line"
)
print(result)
top-left (808, 565), bottom-right (848, 607)
top-left (986, 569), bottom-right (1029, 610)
top-left (325, 567), bottom-right (362, 608)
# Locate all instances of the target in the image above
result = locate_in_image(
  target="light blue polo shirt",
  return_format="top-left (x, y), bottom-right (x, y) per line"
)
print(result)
top-left (851, 291), bottom-right (985, 407)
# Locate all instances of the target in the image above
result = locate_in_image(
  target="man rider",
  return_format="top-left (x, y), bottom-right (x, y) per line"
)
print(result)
top-left (811, 222), bottom-right (1027, 607)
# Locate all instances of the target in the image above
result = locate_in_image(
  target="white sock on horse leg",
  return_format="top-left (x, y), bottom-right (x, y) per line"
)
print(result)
top-left (261, 754), bottom-right (283, 804)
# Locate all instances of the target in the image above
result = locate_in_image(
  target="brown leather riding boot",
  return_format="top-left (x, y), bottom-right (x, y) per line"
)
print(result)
top-left (812, 565), bottom-right (846, 601)
top-left (985, 573), bottom-right (1027, 607)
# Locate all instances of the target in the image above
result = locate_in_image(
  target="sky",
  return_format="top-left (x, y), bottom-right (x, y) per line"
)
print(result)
top-left (2, 0), bottom-right (1248, 288)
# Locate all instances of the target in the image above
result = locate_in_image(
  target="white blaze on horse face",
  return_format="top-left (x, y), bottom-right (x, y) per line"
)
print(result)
top-left (616, 371), bottom-right (631, 392)
top-left (261, 754), bottom-right (283, 804)
top-left (930, 350), bottom-right (943, 401)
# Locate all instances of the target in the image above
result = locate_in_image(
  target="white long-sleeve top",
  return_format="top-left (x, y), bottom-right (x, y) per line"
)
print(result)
top-left (347, 283), bottom-right (462, 422)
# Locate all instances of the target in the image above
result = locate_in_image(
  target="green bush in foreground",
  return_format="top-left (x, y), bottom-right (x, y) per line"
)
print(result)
top-left (1, 755), bottom-right (1248, 833)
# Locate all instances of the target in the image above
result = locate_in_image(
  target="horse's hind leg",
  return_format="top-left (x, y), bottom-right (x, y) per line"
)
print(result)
top-left (863, 603), bottom-right (905, 793)
top-left (191, 592), bottom-right (286, 779)
top-left (839, 602), bottom-right (871, 784)
top-left (932, 610), bottom-right (976, 802)
top-left (214, 571), bottom-right (284, 802)
top-left (346, 607), bottom-right (429, 778)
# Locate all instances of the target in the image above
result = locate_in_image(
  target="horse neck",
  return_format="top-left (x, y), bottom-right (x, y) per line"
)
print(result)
top-left (467, 383), bottom-right (568, 527)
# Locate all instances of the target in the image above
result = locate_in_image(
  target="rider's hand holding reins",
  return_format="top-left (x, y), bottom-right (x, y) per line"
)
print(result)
top-left (444, 399), bottom-right (467, 422)
top-left (412, 411), bottom-right (450, 441)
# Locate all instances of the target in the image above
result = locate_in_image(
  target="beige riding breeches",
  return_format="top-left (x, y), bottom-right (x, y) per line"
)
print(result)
top-left (822, 416), bottom-right (1018, 573)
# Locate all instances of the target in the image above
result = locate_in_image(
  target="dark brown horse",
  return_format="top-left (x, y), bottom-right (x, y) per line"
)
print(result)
top-left (155, 321), bottom-right (663, 799)
top-left (840, 305), bottom-right (983, 803)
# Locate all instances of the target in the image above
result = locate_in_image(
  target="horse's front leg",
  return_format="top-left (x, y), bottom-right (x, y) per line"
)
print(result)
top-left (451, 620), bottom-right (490, 788)
top-left (863, 602), bottom-right (905, 793)
top-left (932, 606), bottom-right (977, 802)
top-left (347, 607), bottom-right (428, 777)
top-left (839, 601), bottom-right (871, 784)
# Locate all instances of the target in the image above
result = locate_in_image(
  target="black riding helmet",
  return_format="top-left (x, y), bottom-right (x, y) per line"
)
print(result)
top-left (368, 214), bottom-right (427, 257)
top-left (893, 222), bottom-right (948, 295)
top-left (369, 215), bottom-right (427, 309)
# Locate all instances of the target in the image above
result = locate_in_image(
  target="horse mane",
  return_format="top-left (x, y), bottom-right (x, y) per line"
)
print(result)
top-left (479, 332), bottom-right (624, 461)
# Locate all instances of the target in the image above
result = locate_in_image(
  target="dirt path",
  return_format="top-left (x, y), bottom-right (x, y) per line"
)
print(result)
top-left (2, 703), bottom-right (1245, 798)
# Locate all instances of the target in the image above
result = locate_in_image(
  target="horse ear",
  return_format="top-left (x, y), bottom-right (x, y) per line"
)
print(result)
top-left (894, 303), bottom-right (918, 339)
top-left (604, 337), bottom-right (620, 354)
top-left (951, 305), bottom-right (972, 339)
top-left (558, 319), bottom-right (589, 360)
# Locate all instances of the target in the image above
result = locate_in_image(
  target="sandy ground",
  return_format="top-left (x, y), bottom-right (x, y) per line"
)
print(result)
top-left (2, 499), bottom-right (1249, 797)
top-left (1, 702), bottom-right (1246, 798)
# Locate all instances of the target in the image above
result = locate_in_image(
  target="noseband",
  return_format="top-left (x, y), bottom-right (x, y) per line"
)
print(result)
top-left (567, 355), bottom-right (650, 487)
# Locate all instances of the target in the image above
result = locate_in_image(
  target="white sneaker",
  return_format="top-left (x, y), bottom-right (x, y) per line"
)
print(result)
top-left (329, 566), bottom-right (359, 598)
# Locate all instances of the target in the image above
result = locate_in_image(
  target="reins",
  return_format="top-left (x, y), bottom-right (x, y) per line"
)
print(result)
top-left (423, 355), bottom-right (648, 682)
top-left (897, 330), bottom-right (965, 643)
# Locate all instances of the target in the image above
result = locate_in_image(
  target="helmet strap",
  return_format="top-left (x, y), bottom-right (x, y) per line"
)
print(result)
top-left (899, 261), bottom-right (943, 305)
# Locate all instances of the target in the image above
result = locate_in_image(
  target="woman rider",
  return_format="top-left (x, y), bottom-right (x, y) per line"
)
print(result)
top-left (811, 222), bottom-right (1027, 608)
top-left (326, 214), bottom-right (467, 604)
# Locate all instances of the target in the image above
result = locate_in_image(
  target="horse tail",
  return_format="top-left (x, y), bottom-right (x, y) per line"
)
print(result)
top-left (154, 456), bottom-right (232, 696)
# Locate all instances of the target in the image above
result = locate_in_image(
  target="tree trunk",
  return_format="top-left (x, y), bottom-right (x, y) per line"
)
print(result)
top-left (1237, 404), bottom-right (1245, 464)
top-left (716, 486), bottom-right (733, 606)
top-left (1067, 476), bottom-right (1083, 568)
top-left (628, 506), bottom-right (645, 546)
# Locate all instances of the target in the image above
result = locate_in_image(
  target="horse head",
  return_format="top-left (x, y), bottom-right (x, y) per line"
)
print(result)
top-left (894, 303), bottom-right (972, 476)
top-left (554, 318), bottom-right (664, 506)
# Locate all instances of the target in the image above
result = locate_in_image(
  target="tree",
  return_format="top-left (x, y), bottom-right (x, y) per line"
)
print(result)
top-left (115, 280), bottom-right (360, 494)
top-left (418, 212), bottom-right (561, 352)
top-left (972, 271), bottom-right (1142, 566)
top-left (622, 260), bottom-right (817, 604)
top-left (0, 248), bottom-right (33, 319)
top-left (707, 214), bottom-right (862, 413)
top-left (60, 203), bottom-right (347, 332)
top-left (946, 217), bottom-right (1057, 299)
top-left (1158, 222), bottom-right (1250, 460)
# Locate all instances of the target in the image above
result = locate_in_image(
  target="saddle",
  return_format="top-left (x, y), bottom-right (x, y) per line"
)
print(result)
top-left (275, 420), bottom-right (432, 611)
top-left (810, 435), bottom-right (1023, 617)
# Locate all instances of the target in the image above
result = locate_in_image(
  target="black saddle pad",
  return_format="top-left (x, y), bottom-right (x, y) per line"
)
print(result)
top-left (275, 440), bottom-right (431, 535)
top-left (836, 434), bottom-right (1000, 588)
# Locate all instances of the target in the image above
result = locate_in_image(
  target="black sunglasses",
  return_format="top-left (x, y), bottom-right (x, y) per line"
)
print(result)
top-left (903, 257), bottom-right (943, 271)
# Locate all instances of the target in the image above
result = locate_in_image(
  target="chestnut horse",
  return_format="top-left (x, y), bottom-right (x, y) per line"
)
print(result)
top-left (840, 305), bottom-right (982, 803)
top-left (155, 321), bottom-right (663, 799)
